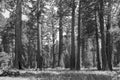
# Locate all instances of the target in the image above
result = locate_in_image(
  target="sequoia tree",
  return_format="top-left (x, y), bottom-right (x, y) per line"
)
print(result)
top-left (76, 0), bottom-right (81, 70)
top-left (14, 0), bottom-right (22, 69)
top-left (70, 0), bottom-right (76, 70)
top-left (36, 0), bottom-right (43, 70)
top-left (98, 0), bottom-right (107, 70)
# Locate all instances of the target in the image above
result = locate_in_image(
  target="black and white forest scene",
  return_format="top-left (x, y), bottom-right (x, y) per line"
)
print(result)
top-left (0, 0), bottom-right (119, 80)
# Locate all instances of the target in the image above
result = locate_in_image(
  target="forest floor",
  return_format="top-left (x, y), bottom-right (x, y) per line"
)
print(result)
top-left (0, 67), bottom-right (119, 80)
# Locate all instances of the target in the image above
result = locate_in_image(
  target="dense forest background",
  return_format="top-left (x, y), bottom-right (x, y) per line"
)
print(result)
top-left (0, 0), bottom-right (120, 71)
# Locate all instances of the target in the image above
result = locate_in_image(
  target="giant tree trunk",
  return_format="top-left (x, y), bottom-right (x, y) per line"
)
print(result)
top-left (76, 0), bottom-right (81, 70)
top-left (70, 0), bottom-right (76, 70)
top-left (58, 0), bottom-right (63, 67)
top-left (106, 26), bottom-right (113, 70)
top-left (14, 0), bottom-right (22, 69)
top-left (36, 0), bottom-right (43, 70)
top-left (106, 0), bottom-right (113, 70)
top-left (95, 9), bottom-right (101, 70)
top-left (58, 16), bottom-right (63, 67)
top-left (52, 19), bottom-right (55, 68)
top-left (98, 0), bottom-right (108, 70)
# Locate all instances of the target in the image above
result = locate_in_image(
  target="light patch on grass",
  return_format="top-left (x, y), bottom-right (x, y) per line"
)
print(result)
top-left (0, 77), bottom-right (30, 80)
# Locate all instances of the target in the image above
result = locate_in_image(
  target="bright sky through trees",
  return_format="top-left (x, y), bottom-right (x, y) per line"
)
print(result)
top-left (2, 10), bottom-right (28, 21)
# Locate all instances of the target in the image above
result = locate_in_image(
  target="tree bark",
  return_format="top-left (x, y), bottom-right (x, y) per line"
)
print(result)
top-left (95, 9), bottom-right (101, 70)
top-left (106, 0), bottom-right (113, 70)
top-left (70, 0), bottom-right (76, 70)
top-left (36, 0), bottom-right (43, 70)
top-left (76, 0), bottom-right (81, 70)
top-left (14, 0), bottom-right (22, 69)
top-left (58, 0), bottom-right (63, 67)
top-left (52, 19), bottom-right (55, 68)
top-left (98, 0), bottom-right (108, 70)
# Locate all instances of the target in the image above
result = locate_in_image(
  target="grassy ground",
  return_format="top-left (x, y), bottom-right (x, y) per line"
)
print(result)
top-left (0, 68), bottom-right (119, 80)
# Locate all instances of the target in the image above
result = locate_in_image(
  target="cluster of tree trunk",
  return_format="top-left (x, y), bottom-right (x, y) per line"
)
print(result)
top-left (14, 0), bottom-right (43, 70)
top-left (12, 0), bottom-right (114, 71)
top-left (70, 0), bottom-right (113, 70)
top-left (96, 0), bottom-right (113, 70)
